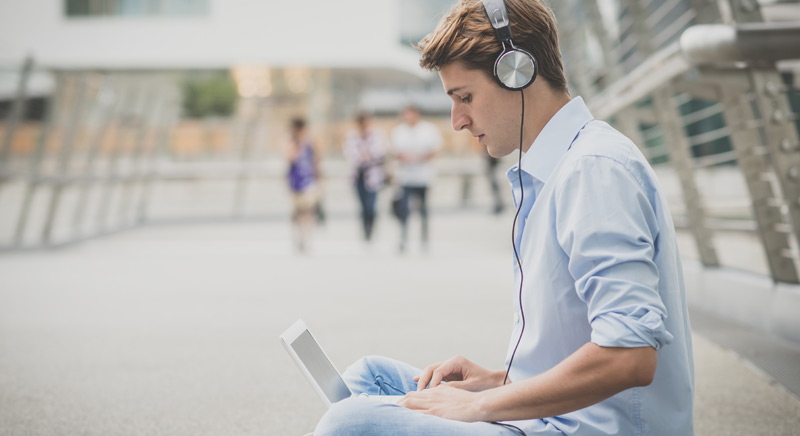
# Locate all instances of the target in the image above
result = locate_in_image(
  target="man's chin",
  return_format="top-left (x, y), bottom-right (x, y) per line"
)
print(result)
top-left (486, 145), bottom-right (511, 159)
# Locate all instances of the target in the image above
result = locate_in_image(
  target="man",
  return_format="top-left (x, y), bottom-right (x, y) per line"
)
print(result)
top-left (314, 0), bottom-right (694, 434)
top-left (391, 105), bottom-right (443, 252)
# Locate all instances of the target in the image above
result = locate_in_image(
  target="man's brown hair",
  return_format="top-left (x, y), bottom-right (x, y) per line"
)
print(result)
top-left (418, 0), bottom-right (567, 94)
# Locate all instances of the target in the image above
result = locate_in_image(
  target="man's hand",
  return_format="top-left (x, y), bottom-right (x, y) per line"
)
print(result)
top-left (398, 384), bottom-right (485, 422)
top-left (414, 355), bottom-right (505, 392)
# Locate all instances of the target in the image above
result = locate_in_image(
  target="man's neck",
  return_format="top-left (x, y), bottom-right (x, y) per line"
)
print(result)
top-left (521, 87), bottom-right (572, 152)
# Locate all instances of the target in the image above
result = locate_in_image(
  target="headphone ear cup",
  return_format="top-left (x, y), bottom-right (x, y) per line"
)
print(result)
top-left (494, 48), bottom-right (537, 90)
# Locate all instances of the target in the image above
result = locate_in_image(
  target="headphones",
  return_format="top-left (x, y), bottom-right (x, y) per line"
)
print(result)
top-left (481, 0), bottom-right (538, 90)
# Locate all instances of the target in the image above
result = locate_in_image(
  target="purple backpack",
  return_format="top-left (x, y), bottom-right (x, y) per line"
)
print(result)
top-left (288, 143), bottom-right (316, 192)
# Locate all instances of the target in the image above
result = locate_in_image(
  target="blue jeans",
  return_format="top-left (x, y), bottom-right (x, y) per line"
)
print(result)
top-left (399, 186), bottom-right (429, 249)
top-left (355, 175), bottom-right (378, 240)
top-left (313, 355), bottom-right (523, 436)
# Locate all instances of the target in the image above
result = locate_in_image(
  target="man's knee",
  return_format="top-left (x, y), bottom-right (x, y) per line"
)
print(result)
top-left (314, 397), bottom-right (400, 436)
top-left (343, 355), bottom-right (391, 378)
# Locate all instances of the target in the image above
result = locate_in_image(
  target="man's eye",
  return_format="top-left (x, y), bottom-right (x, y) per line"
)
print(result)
top-left (461, 94), bottom-right (472, 103)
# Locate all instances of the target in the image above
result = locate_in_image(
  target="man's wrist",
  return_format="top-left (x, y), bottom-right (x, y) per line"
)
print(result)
top-left (492, 370), bottom-right (508, 387)
top-left (472, 372), bottom-right (514, 422)
top-left (474, 388), bottom-right (499, 422)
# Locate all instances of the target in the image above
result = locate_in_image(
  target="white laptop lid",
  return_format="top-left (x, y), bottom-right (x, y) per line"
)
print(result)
top-left (280, 319), bottom-right (353, 407)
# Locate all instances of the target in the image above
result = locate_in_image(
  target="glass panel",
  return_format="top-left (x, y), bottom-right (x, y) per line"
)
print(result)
top-left (65, 0), bottom-right (90, 16)
top-left (64, 0), bottom-right (208, 17)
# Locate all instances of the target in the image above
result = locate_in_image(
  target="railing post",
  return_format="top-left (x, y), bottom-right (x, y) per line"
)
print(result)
top-left (232, 98), bottom-right (264, 217)
top-left (0, 56), bottom-right (34, 181)
top-left (71, 74), bottom-right (118, 238)
top-left (117, 80), bottom-right (159, 225)
top-left (747, 70), bottom-right (800, 272)
top-left (652, 86), bottom-right (721, 267)
top-left (137, 86), bottom-right (179, 224)
top-left (720, 77), bottom-right (800, 283)
top-left (96, 78), bottom-right (137, 231)
top-left (41, 72), bottom-right (90, 245)
top-left (14, 71), bottom-right (67, 247)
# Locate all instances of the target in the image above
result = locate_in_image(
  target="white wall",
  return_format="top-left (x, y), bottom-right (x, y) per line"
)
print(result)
top-left (0, 0), bottom-right (422, 73)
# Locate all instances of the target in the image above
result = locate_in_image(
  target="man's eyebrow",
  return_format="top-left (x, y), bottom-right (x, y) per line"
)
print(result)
top-left (446, 87), bottom-right (464, 96)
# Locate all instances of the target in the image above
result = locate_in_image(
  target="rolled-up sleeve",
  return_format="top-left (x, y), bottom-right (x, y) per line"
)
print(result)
top-left (555, 155), bottom-right (674, 350)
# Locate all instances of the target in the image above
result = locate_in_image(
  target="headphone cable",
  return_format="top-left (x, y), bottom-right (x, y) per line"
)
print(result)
top-left (491, 89), bottom-right (528, 436)
top-left (503, 89), bottom-right (526, 386)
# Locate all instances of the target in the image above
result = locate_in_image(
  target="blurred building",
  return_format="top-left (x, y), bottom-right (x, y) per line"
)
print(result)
top-left (1, 0), bottom-right (425, 73)
top-left (0, 0), bottom-right (459, 155)
top-left (0, 0), bottom-right (475, 252)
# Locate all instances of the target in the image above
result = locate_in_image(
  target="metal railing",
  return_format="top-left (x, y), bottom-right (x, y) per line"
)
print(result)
top-left (551, 0), bottom-right (800, 282)
top-left (0, 65), bottom-right (184, 250)
top-left (0, 63), bottom-right (495, 251)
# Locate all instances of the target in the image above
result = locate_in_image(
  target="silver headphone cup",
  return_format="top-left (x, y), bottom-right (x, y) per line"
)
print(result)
top-left (495, 49), bottom-right (536, 90)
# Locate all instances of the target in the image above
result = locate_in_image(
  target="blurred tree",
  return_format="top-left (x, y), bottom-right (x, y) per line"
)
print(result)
top-left (181, 74), bottom-right (238, 118)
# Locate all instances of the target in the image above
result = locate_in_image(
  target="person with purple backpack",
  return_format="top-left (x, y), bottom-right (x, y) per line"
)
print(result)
top-left (286, 117), bottom-right (320, 252)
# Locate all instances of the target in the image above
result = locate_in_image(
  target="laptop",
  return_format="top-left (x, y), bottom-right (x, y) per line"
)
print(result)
top-left (280, 319), bottom-right (404, 407)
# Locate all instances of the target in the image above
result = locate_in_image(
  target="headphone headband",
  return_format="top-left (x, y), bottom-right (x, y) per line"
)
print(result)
top-left (482, 0), bottom-right (513, 45)
top-left (481, 0), bottom-right (537, 91)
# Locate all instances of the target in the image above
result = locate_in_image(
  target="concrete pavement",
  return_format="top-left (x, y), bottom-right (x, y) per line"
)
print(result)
top-left (1, 208), bottom-right (799, 435)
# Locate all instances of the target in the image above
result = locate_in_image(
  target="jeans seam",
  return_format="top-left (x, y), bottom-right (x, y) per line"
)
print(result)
top-left (365, 359), bottom-right (399, 395)
top-left (376, 376), bottom-right (406, 395)
top-left (363, 359), bottom-right (382, 396)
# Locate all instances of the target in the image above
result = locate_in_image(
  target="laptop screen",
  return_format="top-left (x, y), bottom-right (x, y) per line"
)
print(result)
top-left (289, 330), bottom-right (352, 403)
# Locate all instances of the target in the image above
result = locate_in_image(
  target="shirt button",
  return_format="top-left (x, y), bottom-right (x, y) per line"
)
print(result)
top-left (513, 313), bottom-right (520, 323)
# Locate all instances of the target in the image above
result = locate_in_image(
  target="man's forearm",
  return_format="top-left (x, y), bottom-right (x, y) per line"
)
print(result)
top-left (475, 343), bottom-right (657, 422)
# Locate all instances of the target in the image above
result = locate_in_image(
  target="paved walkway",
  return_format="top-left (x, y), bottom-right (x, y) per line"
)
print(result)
top-left (1, 209), bottom-right (799, 435)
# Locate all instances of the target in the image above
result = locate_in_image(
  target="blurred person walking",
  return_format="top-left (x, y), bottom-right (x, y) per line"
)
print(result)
top-left (482, 144), bottom-right (505, 214)
top-left (391, 105), bottom-right (443, 252)
top-left (285, 117), bottom-right (320, 252)
top-left (465, 136), bottom-right (507, 214)
top-left (342, 112), bottom-right (389, 242)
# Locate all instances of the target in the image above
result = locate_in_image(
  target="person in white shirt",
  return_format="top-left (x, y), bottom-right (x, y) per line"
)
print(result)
top-left (342, 112), bottom-right (389, 241)
top-left (390, 106), bottom-right (443, 252)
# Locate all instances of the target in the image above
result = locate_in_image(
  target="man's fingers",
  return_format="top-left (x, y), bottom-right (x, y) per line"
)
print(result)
top-left (416, 369), bottom-right (432, 391)
top-left (416, 356), bottom-right (470, 390)
top-left (444, 380), bottom-right (466, 389)
top-left (429, 368), bottom-right (446, 388)
top-left (400, 390), bottom-right (432, 412)
top-left (416, 362), bottom-right (442, 391)
top-left (429, 359), bottom-right (461, 388)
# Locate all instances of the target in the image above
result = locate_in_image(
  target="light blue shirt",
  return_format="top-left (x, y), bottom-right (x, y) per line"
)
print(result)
top-left (503, 97), bottom-right (694, 435)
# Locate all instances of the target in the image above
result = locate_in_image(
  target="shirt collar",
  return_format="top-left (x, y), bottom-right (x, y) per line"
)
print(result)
top-left (515, 96), bottom-right (594, 183)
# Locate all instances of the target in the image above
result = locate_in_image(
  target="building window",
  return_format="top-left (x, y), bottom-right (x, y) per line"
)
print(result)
top-left (398, 0), bottom-right (453, 47)
top-left (65, 0), bottom-right (209, 17)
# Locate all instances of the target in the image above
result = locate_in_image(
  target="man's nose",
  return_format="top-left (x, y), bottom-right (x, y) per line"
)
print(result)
top-left (451, 106), bottom-right (469, 131)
